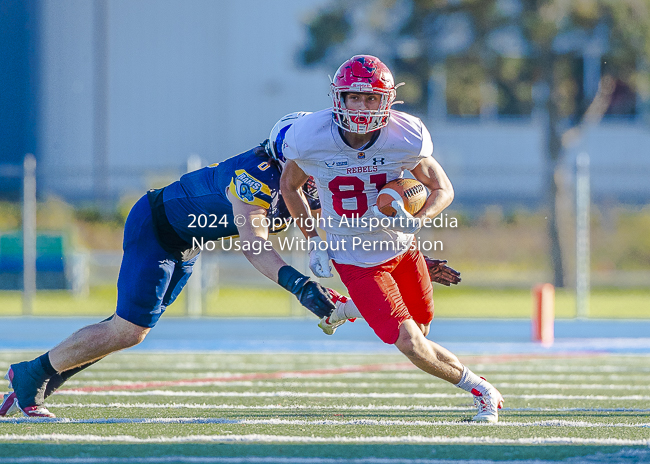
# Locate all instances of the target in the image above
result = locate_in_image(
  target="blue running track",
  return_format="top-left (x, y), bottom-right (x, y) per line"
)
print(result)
top-left (1, 317), bottom-right (649, 354)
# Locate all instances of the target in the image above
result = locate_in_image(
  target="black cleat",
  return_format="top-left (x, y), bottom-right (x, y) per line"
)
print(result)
top-left (5, 363), bottom-right (55, 418)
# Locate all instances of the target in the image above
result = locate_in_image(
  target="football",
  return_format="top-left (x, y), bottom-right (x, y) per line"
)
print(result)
top-left (376, 178), bottom-right (427, 217)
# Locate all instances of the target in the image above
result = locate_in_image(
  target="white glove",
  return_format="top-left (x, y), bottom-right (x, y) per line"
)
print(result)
top-left (371, 201), bottom-right (422, 234)
top-left (308, 236), bottom-right (333, 278)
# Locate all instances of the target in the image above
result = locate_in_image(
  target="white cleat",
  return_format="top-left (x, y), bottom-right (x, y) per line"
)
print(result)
top-left (318, 314), bottom-right (347, 335)
top-left (471, 382), bottom-right (504, 423)
top-left (319, 289), bottom-right (356, 335)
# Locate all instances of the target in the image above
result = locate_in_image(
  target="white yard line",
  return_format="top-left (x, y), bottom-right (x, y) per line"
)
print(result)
top-left (52, 391), bottom-right (470, 398)
top-left (472, 365), bottom-right (650, 373)
top-left (0, 433), bottom-right (647, 446)
top-left (1, 417), bottom-right (648, 428)
top-left (49, 390), bottom-right (650, 400)
top-left (45, 402), bottom-right (650, 413)
top-left (61, 372), bottom-right (650, 382)
top-left (55, 372), bottom-right (261, 380)
top-left (47, 402), bottom-right (475, 411)
top-left (56, 380), bottom-right (650, 391)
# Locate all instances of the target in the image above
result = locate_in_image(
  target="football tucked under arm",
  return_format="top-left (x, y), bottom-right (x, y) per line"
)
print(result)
top-left (424, 256), bottom-right (461, 286)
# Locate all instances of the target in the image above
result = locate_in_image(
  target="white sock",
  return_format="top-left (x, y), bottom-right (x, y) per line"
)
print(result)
top-left (455, 366), bottom-right (488, 395)
top-left (339, 298), bottom-right (362, 319)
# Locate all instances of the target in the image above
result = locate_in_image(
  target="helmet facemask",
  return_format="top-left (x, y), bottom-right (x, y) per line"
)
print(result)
top-left (331, 86), bottom-right (395, 134)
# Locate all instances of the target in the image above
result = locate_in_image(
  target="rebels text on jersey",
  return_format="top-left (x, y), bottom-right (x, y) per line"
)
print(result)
top-left (283, 108), bottom-right (434, 266)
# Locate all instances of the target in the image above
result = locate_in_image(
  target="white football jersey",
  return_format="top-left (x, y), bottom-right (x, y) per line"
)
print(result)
top-left (283, 108), bottom-right (434, 266)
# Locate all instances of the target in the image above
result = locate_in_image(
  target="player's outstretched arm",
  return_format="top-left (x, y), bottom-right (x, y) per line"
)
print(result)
top-left (227, 190), bottom-right (334, 318)
top-left (280, 160), bottom-right (333, 278)
top-left (228, 189), bottom-right (287, 282)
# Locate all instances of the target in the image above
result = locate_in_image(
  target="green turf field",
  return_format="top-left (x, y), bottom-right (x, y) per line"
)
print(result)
top-left (0, 351), bottom-right (648, 462)
top-left (0, 286), bottom-right (649, 319)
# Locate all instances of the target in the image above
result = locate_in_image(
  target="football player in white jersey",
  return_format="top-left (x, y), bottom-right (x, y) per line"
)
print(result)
top-left (280, 55), bottom-right (504, 422)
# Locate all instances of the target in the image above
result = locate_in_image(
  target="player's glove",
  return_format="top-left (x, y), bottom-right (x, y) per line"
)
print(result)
top-left (424, 256), bottom-right (461, 286)
top-left (277, 265), bottom-right (335, 318)
top-left (371, 201), bottom-right (422, 234)
top-left (308, 236), bottom-right (333, 278)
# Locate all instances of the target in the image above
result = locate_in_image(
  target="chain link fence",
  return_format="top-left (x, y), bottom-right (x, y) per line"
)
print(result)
top-left (1, 157), bottom-right (649, 317)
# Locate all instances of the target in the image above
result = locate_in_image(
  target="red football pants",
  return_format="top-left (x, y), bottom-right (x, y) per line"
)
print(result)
top-left (333, 248), bottom-right (434, 344)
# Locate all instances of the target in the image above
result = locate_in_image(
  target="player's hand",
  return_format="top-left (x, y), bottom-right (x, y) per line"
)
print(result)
top-left (308, 236), bottom-right (333, 278)
top-left (371, 202), bottom-right (422, 234)
top-left (424, 256), bottom-right (461, 286)
top-left (295, 281), bottom-right (335, 318)
top-left (277, 265), bottom-right (334, 318)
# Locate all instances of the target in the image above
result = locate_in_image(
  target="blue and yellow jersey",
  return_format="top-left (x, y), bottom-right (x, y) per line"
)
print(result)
top-left (154, 146), bottom-right (319, 249)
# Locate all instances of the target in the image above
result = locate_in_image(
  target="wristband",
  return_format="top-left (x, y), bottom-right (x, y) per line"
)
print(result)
top-left (278, 265), bottom-right (310, 295)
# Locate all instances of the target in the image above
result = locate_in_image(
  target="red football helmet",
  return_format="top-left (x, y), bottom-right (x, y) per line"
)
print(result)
top-left (330, 55), bottom-right (399, 134)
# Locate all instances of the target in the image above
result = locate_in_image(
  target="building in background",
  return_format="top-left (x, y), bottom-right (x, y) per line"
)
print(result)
top-left (1, 0), bottom-right (649, 208)
top-left (0, 0), bottom-right (40, 200)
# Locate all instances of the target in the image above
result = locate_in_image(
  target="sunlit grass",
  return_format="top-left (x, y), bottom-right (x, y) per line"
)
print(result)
top-left (0, 286), bottom-right (648, 319)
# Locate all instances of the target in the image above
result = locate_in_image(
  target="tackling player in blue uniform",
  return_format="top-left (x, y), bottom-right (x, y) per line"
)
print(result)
top-left (0, 112), bottom-right (338, 418)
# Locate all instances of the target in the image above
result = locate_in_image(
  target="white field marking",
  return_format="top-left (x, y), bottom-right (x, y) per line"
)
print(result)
top-left (90, 363), bottom-right (375, 372)
top-left (508, 393), bottom-right (650, 401)
top-left (45, 402), bottom-right (650, 413)
top-left (76, 372), bottom-right (429, 380)
top-left (0, 433), bottom-right (648, 446)
top-left (1, 417), bottom-right (649, 428)
top-left (472, 364), bottom-right (650, 373)
top-left (81, 363), bottom-right (650, 377)
top-left (47, 402), bottom-right (473, 411)
top-left (61, 372), bottom-right (255, 380)
top-left (69, 372), bottom-right (650, 385)
top-left (489, 382), bottom-right (650, 391)
top-left (49, 390), bottom-right (650, 401)
top-left (330, 372), bottom-right (650, 382)
top-left (52, 390), bottom-right (470, 398)
top-left (58, 380), bottom-right (650, 391)
top-left (55, 380), bottom-right (450, 389)
top-left (471, 373), bottom-right (650, 382)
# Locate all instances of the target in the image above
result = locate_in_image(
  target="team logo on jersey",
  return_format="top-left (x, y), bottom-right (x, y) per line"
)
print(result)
top-left (358, 152), bottom-right (366, 160)
top-left (324, 157), bottom-right (348, 168)
top-left (233, 170), bottom-right (264, 202)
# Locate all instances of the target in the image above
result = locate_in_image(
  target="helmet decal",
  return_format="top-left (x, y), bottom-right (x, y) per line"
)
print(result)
top-left (273, 123), bottom-right (293, 162)
top-left (266, 112), bottom-right (311, 167)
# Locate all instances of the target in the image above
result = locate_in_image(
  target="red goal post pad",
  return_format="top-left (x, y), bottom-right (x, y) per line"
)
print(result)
top-left (532, 283), bottom-right (554, 346)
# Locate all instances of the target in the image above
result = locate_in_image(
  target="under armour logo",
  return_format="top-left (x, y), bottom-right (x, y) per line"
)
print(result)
top-left (373, 157), bottom-right (385, 165)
